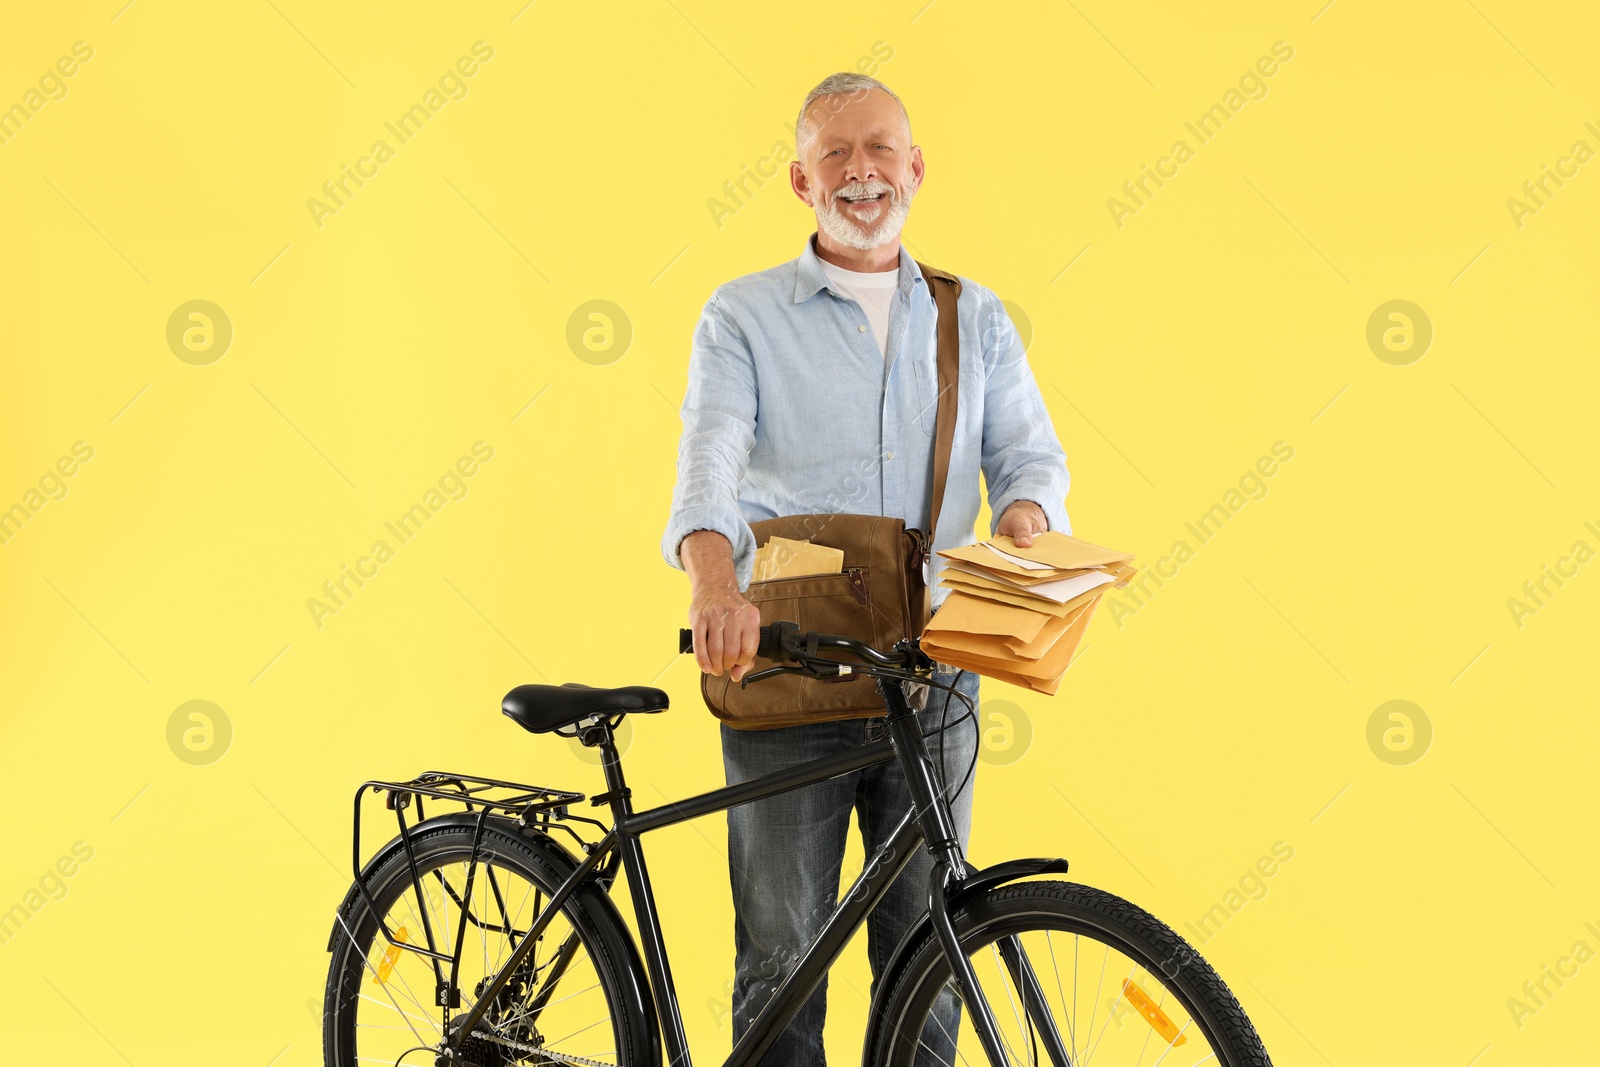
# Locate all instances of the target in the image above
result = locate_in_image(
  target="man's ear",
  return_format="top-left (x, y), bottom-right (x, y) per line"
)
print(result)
top-left (789, 159), bottom-right (814, 207)
top-left (908, 144), bottom-right (925, 195)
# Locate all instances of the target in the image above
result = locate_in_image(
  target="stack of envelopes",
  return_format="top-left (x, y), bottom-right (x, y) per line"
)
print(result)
top-left (921, 531), bottom-right (1136, 695)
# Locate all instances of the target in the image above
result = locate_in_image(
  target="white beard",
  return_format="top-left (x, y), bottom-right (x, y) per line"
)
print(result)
top-left (815, 181), bottom-right (913, 252)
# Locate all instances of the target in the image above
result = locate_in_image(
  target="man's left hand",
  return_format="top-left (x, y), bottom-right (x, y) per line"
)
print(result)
top-left (995, 500), bottom-right (1048, 548)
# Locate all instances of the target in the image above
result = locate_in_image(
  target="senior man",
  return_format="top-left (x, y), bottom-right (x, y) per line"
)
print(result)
top-left (662, 72), bottom-right (1071, 1065)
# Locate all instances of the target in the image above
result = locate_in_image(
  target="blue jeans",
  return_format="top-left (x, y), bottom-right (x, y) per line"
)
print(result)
top-left (720, 665), bottom-right (980, 1067)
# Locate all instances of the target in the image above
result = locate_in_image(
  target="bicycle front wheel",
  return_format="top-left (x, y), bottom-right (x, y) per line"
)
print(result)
top-left (323, 817), bottom-right (654, 1067)
top-left (868, 880), bottom-right (1270, 1067)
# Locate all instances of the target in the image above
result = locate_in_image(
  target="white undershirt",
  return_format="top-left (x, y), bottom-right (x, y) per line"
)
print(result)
top-left (818, 258), bottom-right (899, 359)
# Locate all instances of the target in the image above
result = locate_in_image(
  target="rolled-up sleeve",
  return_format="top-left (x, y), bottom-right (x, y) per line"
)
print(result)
top-left (976, 290), bottom-right (1072, 536)
top-left (661, 292), bottom-right (760, 588)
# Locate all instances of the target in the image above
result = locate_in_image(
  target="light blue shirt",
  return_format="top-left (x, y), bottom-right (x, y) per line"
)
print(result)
top-left (662, 232), bottom-right (1071, 608)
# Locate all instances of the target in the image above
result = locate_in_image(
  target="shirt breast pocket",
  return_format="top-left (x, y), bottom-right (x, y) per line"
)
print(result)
top-left (910, 359), bottom-right (941, 437)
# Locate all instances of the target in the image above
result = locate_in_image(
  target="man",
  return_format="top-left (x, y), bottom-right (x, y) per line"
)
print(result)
top-left (662, 72), bottom-right (1071, 1065)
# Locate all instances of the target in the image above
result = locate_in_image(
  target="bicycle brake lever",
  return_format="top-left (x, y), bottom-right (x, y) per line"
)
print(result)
top-left (737, 662), bottom-right (851, 687)
top-left (736, 666), bottom-right (797, 687)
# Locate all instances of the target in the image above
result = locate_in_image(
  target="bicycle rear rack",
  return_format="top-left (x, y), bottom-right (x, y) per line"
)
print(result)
top-left (346, 771), bottom-right (607, 1008)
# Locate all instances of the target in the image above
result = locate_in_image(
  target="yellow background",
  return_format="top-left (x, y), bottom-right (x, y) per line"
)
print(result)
top-left (3, 1), bottom-right (1596, 1063)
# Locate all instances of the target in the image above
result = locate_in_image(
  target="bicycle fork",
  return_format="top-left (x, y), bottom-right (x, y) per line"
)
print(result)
top-left (878, 679), bottom-right (1074, 1067)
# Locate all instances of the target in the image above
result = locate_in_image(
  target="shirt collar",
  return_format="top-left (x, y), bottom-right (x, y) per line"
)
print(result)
top-left (793, 231), bottom-right (922, 305)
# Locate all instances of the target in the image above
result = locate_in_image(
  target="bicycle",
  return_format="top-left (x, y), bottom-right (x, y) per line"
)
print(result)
top-left (322, 620), bottom-right (1272, 1067)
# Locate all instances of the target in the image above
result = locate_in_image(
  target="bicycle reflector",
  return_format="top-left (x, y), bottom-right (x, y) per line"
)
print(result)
top-left (1122, 978), bottom-right (1188, 1046)
top-left (374, 925), bottom-right (410, 985)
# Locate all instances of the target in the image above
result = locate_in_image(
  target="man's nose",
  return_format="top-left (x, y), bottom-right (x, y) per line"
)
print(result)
top-left (843, 147), bottom-right (877, 183)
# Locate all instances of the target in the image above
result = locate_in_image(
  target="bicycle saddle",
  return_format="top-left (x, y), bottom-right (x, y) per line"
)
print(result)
top-left (501, 682), bottom-right (669, 735)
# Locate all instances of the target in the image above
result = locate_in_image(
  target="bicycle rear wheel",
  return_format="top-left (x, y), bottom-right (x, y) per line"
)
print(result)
top-left (868, 880), bottom-right (1270, 1067)
top-left (323, 817), bottom-right (654, 1067)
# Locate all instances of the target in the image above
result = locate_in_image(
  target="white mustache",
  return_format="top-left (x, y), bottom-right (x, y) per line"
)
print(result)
top-left (834, 182), bottom-right (894, 203)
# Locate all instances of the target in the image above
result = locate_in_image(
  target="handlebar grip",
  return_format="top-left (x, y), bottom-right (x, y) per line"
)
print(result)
top-left (678, 625), bottom-right (786, 660)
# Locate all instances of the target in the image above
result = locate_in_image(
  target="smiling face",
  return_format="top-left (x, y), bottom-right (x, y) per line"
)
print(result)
top-left (791, 88), bottom-right (923, 260)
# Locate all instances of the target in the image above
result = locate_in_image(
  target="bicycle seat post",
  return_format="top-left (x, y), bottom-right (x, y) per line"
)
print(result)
top-left (579, 717), bottom-right (632, 816)
top-left (580, 715), bottom-right (695, 1067)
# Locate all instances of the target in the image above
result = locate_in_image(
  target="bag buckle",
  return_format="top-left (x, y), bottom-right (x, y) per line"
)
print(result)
top-left (844, 567), bottom-right (868, 605)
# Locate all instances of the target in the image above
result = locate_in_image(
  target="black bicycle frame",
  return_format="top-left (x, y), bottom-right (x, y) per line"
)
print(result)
top-left (447, 675), bottom-right (1052, 1067)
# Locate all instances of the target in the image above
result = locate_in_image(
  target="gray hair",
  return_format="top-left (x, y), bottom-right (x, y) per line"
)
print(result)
top-left (794, 72), bottom-right (911, 160)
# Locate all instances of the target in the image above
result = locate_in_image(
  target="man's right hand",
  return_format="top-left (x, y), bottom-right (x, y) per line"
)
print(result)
top-left (681, 529), bottom-right (762, 681)
top-left (689, 583), bottom-right (761, 681)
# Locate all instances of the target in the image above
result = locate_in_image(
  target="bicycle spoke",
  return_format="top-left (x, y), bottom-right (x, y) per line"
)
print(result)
top-left (1144, 1017), bottom-right (1195, 1067)
top-left (516, 978), bottom-right (601, 1017)
top-left (354, 992), bottom-right (432, 1030)
top-left (350, 932), bottom-right (437, 1031)
top-left (1045, 931), bottom-right (1080, 1057)
top-left (1081, 962), bottom-right (1139, 1065)
top-left (988, 942), bottom-right (1030, 1048)
top-left (1073, 933), bottom-right (1080, 1065)
top-left (917, 997), bottom-right (975, 1067)
top-left (1082, 941), bottom-right (1108, 1065)
top-left (1132, 973), bottom-right (1161, 1067)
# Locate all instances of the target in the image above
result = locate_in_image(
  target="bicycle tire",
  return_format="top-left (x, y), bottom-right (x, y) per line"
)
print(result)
top-left (866, 879), bottom-right (1271, 1067)
top-left (323, 817), bottom-right (656, 1067)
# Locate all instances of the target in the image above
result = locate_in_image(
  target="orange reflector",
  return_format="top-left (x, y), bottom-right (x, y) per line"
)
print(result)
top-left (374, 926), bottom-right (410, 985)
top-left (1121, 979), bottom-right (1187, 1046)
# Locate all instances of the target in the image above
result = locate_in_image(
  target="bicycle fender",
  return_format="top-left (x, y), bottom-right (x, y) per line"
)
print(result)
top-left (859, 856), bottom-right (1070, 1062)
top-left (325, 812), bottom-right (662, 1064)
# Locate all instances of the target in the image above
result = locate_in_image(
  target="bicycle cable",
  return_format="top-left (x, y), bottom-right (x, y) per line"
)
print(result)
top-left (741, 641), bottom-right (982, 841)
top-left (838, 660), bottom-right (980, 816)
top-left (920, 666), bottom-right (981, 813)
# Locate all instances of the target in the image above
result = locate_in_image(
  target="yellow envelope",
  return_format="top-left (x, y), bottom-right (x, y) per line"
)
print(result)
top-left (937, 542), bottom-right (1058, 581)
top-left (1003, 609), bottom-right (1076, 658)
top-left (986, 566), bottom-right (1105, 587)
top-left (923, 630), bottom-right (1022, 660)
top-left (923, 597), bottom-right (1099, 686)
top-left (937, 565), bottom-right (1042, 593)
top-left (928, 598), bottom-right (1100, 671)
top-left (753, 536), bottom-right (844, 581)
top-left (925, 591), bottom-right (1050, 643)
top-left (940, 574), bottom-right (1105, 618)
top-left (934, 600), bottom-right (1081, 664)
top-left (943, 560), bottom-right (1119, 603)
top-left (926, 655), bottom-right (1069, 696)
top-left (939, 574), bottom-right (1075, 616)
top-left (987, 531), bottom-right (1134, 570)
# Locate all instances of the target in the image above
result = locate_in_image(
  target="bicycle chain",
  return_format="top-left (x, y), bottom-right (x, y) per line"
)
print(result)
top-left (472, 1029), bottom-right (618, 1067)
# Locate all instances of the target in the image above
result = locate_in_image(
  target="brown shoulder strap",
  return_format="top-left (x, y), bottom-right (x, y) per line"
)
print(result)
top-left (915, 260), bottom-right (962, 542)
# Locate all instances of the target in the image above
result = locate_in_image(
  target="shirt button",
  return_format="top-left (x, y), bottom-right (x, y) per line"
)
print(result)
top-left (858, 324), bottom-right (867, 332)
top-left (885, 450), bottom-right (895, 461)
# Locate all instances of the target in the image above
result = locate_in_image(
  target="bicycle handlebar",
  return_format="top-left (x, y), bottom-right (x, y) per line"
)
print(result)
top-left (678, 621), bottom-right (793, 662)
top-left (678, 621), bottom-right (918, 671)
